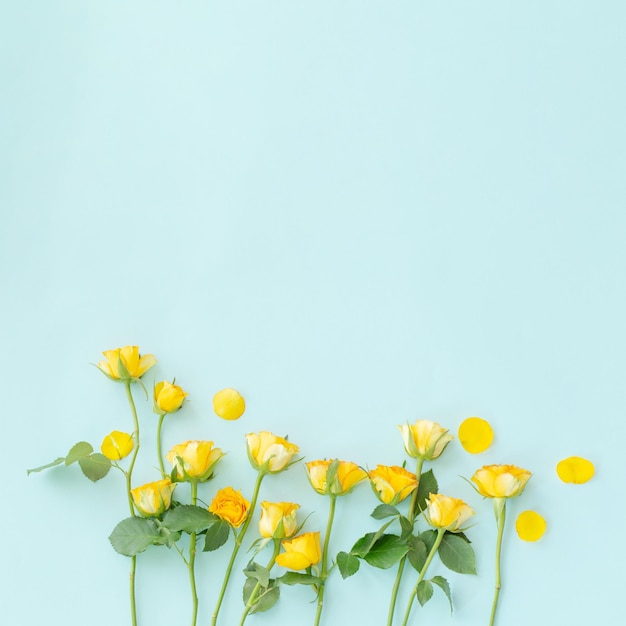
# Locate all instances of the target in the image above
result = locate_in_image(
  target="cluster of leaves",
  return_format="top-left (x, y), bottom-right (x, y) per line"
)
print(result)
top-left (27, 441), bottom-right (111, 482)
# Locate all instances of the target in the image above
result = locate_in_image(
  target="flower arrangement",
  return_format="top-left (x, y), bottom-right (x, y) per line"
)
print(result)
top-left (28, 346), bottom-right (595, 626)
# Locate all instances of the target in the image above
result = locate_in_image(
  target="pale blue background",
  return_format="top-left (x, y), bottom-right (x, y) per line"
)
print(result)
top-left (2, 1), bottom-right (624, 625)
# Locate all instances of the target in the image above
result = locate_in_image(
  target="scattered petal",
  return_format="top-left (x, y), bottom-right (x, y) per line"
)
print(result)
top-left (213, 388), bottom-right (246, 420)
top-left (516, 510), bottom-right (547, 542)
top-left (458, 417), bottom-right (494, 454)
top-left (556, 456), bottom-right (595, 484)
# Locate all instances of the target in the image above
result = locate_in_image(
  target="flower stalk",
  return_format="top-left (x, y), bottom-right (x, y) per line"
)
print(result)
top-left (314, 494), bottom-right (337, 626)
top-left (489, 498), bottom-right (506, 626)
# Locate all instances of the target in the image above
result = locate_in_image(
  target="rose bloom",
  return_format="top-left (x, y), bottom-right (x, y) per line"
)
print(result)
top-left (154, 381), bottom-right (188, 414)
top-left (97, 346), bottom-right (156, 381)
top-left (100, 430), bottom-right (134, 461)
top-left (398, 420), bottom-right (453, 460)
top-left (245, 432), bottom-right (299, 473)
top-left (209, 487), bottom-right (250, 528)
top-left (258, 501), bottom-right (300, 539)
top-left (167, 440), bottom-right (224, 482)
top-left (131, 479), bottom-right (176, 517)
top-left (275, 532), bottom-right (322, 570)
top-left (306, 459), bottom-right (367, 496)
top-left (471, 464), bottom-right (532, 498)
top-left (425, 493), bottom-right (475, 532)
top-left (368, 465), bottom-right (418, 505)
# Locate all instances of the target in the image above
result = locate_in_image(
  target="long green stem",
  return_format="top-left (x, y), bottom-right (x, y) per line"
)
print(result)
top-left (189, 480), bottom-right (199, 626)
top-left (156, 413), bottom-right (166, 477)
top-left (313, 494), bottom-right (337, 626)
top-left (211, 470), bottom-right (266, 626)
top-left (387, 457), bottom-right (425, 626)
top-left (489, 499), bottom-right (507, 626)
top-left (400, 528), bottom-right (445, 626)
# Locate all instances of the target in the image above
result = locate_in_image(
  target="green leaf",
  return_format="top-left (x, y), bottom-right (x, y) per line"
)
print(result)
top-left (203, 520), bottom-right (230, 552)
top-left (155, 523), bottom-right (182, 548)
top-left (109, 517), bottom-right (161, 556)
top-left (371, 504), bottom-right (400, 520)
top-left (399, 515), bottom-right (413, 539)
top-left (27, 457), bottom-right (65, 475)
top-left (406, 536), bottom-right (428, 572)
top-left (244, 562), bottom-right (270, 588)
top-left (438, 532), bottom-right (476, 575)
top-left (431, 576), bottom-right (453, 612)
top-left (336, 551), bottom-right (360, 579)
top-left (416, 580), bottom-right (434, 606)
top-left (414, 469), bottom-right (438, 515)
top-left (250, 583), bottom-right (280, 614)
top-left (363, 534), bottom-right (408, 569)
top-left (278, 572), bottom-right (322, 586)
top-left (350, 532), bottom-right (378, 558)
top-left (65, 442), bottom-right (93, 466)
top-left (78, 453), bottom-right (111, 482)
top-left (419, 529), bottom-right (437, 553)
top-left (162, 505), bottom-right (216, 533)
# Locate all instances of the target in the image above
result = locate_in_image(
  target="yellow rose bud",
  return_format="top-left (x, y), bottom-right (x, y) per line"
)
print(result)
top-left (424, 493), bottom-right (475, 532)
top-left (245, 431), bottom-right (299, 473)
top-left (100, 430), bottom-right (134, 461)
top-left (208, 487), bottom-right (250, 528)
top-left (275, 531), bottom-right (322, 570)
top-left (167, 440), bottom-right (225, 482)
top-left (213, 388), bottom-right (245, 420)
top-left (97, 345), bottom-right (157, 381)
top-left (398, 420), bottom-right (453, 461)
top-left (130, 478), bottom-right (176, 517)
top-left (258, 501), bottom-right (300, 539)
top-left (368, 465), bottom-right (418, 505)
top-left (154, 381), bottom-right (188, 415)
top-left (305, 459), bottom-right (368, 496)
top-left (471, 464), bottom-right (532, 498)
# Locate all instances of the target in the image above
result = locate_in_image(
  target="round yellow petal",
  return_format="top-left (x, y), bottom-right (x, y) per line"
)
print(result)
top-left (515, 510), bottom-right (547, 542)
top-left (458, 417), bottom-right (494, 454)
top-left (556, 456), bottom-right (595, 484)
top-left (213, 388), bottom-right (246, 420)
top-left (101, 431), bottom-right (134, 460)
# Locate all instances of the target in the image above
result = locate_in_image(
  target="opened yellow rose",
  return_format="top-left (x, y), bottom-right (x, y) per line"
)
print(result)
top-left (368, 464), bottom-right (418, 505)
top-left (398, 420), bottom-right (453, 460)
top-left (131, 478), bottom-right (176, 517)
top-left (258, 501), bottom-right (300, 539)
top-left (275, 531), bottom-right (322, 570)
top-left (424, 493), bottom-right (475, 532)
top-left (209, 487), bottom-right (250, 528)
top-left (97, 345), bottom-right (157, 381)
top-left (306, 459), bottom-right (367, 496)
top-left (167, 440), bottom-right (224, 482)
top-left (100, 430), bottom-right (134, 461)
top-left (245, 431), bottom-right (299, 473)
top-left (154, 381), bottom-right (188, 414)
top-left (471, 464), bottom-right (532, 498)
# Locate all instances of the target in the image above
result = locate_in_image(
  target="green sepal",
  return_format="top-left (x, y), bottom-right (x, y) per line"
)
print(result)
top-left (78, 453), bottom-right (111, 482)
top-left (431, 575), bottom-right (453, 612)
top-left (27, 457), bottom-right (65, 475)
top-left (438, 532), bottom-right (476, 575)
top-left (414, 469), bottom-right (438, 515)
top-left (277, 572), bottom-right (322, 586)
top-left (371, 504), bottom-right (400, 520)
top-left (65, 442), bottom-right (94, 466)
top-left (162, 505), bottom-right (217, 533)
top-left (416, 579), bottom-right (433, 606)
top-left (406, 535), bottom-right (428, 572)
top-left (363, 534), bottom-right (408, 569)
top-left (203, 520), bottom-right (231, 551)
top-left (324, 459), bottom-right (341, 494)
top-left (244, 561), bottom-right (270, 588)
top-left (336, 551), bottom-right (360, 579)
top-left (155, 521), bottom-right (182, 548)
top-left (109, 517), bottom-right (162, 556)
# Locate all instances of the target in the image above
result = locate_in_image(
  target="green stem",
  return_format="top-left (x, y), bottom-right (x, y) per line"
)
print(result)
top-left (156, 413), bottom-right (166, 477)
top-left (400, 528), bottom-right (445, 626)
top-left (189, 480), bottom-right (199, 626)
top-left (489, 499), bottom-right (507, 626)
top-left (239, 539), bottom-right (281, 626)
top-left (313, 494), bottom-right (337, 626)
top-left (387, 456), bottom-right (425, 626)
top-left (211, 470), bottom-right (266, 626)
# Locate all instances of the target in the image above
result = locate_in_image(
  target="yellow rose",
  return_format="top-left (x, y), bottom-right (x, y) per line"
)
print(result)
top-left (471, 464), bottom-right (532, 498)
top-left (131, 478), bottom-right (176, 517)
top-left (209, 487), bottom-right (250, 528)
top-left (100, 430), bottom-right (134, 461)
top-left (305, 459), bottom-right (368, 496)
top-left (275, 531), bottom-right (322, 570)
top-left (213, 388), bottom-right (245, 420)
top-left (245, 431), bottom-right (299, 473)
top-left (398, 420), bottom-right (453, 460)
top-left (167, 440), bottom-right (225, 482)
top-left (424, 493), bottom-right (475, 532)
top-left (368, 465), bottom-right (418, 505)
top-left (97, 346), bottom-right (156, 381)
top-left (154, 381), bottom-right (188, 415)
top-left (258, 501), bottom-right (300, 539)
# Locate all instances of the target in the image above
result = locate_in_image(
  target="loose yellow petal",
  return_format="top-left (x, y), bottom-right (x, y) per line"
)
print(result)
top-left (213, 388), bottom-right (245, 420)
top-left (458, 417), bottom-right (494, 454)
top-left (556, 456), bottom-right (595, 484)
top-left (516, 510), bottom-right (547, 542)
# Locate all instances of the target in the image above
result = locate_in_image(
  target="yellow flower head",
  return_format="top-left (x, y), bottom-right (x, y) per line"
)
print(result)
top-left (245, 432), bottom-right (299, 473)
top-left (368, 465), bottom-right (418, 505)
top-left (131, 479), bottom-right (176, 517)
top-left (213, 388), bottom-right (246, 420)
top-left (424, 493), bottom-right (475, 532)
top-left (258, 501), bottom-right (300, 539)
top-left (100, 430), bottom-right (134, 461)
top-left (556, 456), bottom-right (594, 484)
top-left (398, 420), bottom-right (453, 461)
top-left (209, 487), bottom-right (250, 528)
top-left (305, 459), bottom-right (368, 496)
top-left (167, 440), bottom-right (224, 482)
top-left (471, 464), bottom-right (532, 498)
top-left (97, 346), bottom-right (156, 381)
top-left (154, 381), bottom-right (188, 415)
top-left (275, 531), bottom-right (322, 570)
